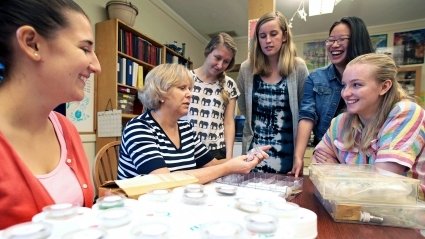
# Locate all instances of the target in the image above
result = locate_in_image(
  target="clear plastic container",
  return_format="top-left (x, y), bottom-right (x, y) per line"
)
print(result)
top-left (131, 222), bottom-right (169, 239)
top-left (215, 185), bottom-right (237, 196)
top-left (201, 221), bottom-right (243, 239)
top-left (184, 184), bottom-right (204, 193)
top-left (245, 213), bottom-right (278, 234)
top-left (215, 172), bottom-right (303, 199)
top-left (309, 164), bottom-right (420, 204)
top-left (314, 188), bottom-right (425, 229)
top-left (182, 191), bottom-right (207, 205)
top-left (96, 194), bottom-right (126, 210)
top-left (32, 204), bottom-right (96, 238)
top-left (62, 228), bottom-right (107, 239)
top-left (97, 208), bottom-right (132, 228)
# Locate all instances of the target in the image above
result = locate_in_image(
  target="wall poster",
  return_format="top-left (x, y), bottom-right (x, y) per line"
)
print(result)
top-left (303, 40), bottom-right (328, 71)
top-left (393, 28), bottom-right (425, 65)
top-left (66, 74), bottom-right (94, 133)
top-left (370, 34), bottom-right (388, 51)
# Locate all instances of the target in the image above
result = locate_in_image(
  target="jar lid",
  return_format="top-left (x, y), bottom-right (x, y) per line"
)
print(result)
top-left (202, 221), bottom-right (243, 239)
top-left (62, 228), bottom-right (107, 239)
top-left (2, 222), bottom-right (52, 239)
top-left (184, 183), bottom-right (204, 193)
top-left (131, 222), bottom-right (169, 238)
top-left (96, 194), bottom-right (125, 210)
top-left (215, 185), bottom-right (237, 196)
top-left (42, 203), bottom-right (77, 219)
top-left (98, 208), bottom-right (132, 228)
top-left (245, 214), bottom-right (278, 234)
top-left (183, 192), bottom-right (207, 205)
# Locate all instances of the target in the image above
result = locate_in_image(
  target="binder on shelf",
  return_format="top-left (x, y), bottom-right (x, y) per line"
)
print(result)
top-left (125, 58), bottom-right (133, 86)
top-left (132, 61), bottom-right (139, 87)
top-left (120, 57), bottom-right (126, 85)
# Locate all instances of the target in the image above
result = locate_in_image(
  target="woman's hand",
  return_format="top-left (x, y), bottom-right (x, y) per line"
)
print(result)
top-left (227, 145), bottom-right (272, 174)
top-left (312, 150), bottom-right (338, 164)
top-left (289, 157), bottom-right (303, 177)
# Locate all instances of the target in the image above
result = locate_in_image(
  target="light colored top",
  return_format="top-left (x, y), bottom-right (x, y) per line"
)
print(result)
top-left (0, 112), bottom-right (93, 229)
top-left (37, 113), bottom-right (83, 206)
top-left (187, 70), bottom-right (240, 150)
top-left (314, 100), bottom-right (425, 194)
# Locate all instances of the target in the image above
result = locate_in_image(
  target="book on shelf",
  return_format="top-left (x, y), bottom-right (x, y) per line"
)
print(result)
top-left (132, 61), bottom-right (139, 87)
top-left (125, 58), bottom-right (133, 86)
top-left (137, 65), bottom-right (144, 89)
top-left (120, 57), bottom-right (126, 85)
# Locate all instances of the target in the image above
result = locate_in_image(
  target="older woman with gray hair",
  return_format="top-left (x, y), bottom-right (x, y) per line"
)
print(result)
top-left (118, 63), bottom-right (270, 184)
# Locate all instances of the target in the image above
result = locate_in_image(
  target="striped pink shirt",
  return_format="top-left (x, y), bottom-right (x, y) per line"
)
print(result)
top-left (314, 100), bottom-right (425, 195)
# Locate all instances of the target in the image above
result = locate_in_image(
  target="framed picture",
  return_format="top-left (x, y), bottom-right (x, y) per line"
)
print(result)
top-left (370, 34), bottom-right (387, 51)
top-left (393, 28), bottom-right (425, 65)
top-left (303, 40), bottom-right (328, 71)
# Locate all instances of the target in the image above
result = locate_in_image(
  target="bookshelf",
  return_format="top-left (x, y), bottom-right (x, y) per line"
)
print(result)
top-left (164, 46), bottom-right (193, 69)
top-left (94, 19), bottom-right (192, 152)
top-left (397, 65), bottom-right (422, 97)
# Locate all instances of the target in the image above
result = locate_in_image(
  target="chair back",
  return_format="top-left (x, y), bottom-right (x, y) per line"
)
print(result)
top-left (93, 141), bottom-right (120, 195)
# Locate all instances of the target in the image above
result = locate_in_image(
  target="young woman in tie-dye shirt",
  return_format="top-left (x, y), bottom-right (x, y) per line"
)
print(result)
top-left (313, 53), bottom-right (425, 197)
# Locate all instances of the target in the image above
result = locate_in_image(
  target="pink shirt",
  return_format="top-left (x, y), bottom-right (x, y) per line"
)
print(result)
top-left (37, 112), bottom-right (84, 206)
top-left (314, 100), bottom-right (425, 196)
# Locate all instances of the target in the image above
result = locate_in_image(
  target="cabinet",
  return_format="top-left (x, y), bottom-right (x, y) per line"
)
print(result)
top-left (397, 65), bottom-right (422, 97)
top-left (94, 19), bottom-right (192, 152)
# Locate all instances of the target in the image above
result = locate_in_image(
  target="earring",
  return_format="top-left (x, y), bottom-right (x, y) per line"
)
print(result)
top-left (160, 100), bottom-right (164, 103)
top-left (34, 52), bottom-right (39, 57)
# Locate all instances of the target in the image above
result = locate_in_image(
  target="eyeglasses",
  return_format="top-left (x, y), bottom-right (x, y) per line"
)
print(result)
top-left (325, 37), bottom-right (350, 46)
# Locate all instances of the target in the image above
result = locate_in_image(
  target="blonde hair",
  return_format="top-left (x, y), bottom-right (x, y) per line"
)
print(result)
top-left (249, 11), bottom-right (298, 77)
top-left (204, 32), bottom-right (237, 105)
top-left (138, 63), bottom-right (192, 110)
top-left (342, 53), bottom-right (412, 151)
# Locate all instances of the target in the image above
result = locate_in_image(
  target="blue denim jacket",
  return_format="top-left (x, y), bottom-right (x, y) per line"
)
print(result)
top-left (299, 64), bottom-right (344, 143)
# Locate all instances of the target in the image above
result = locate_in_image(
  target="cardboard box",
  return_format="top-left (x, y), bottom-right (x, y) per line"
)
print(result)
top-left (98, 173), bottom-right (198, 199)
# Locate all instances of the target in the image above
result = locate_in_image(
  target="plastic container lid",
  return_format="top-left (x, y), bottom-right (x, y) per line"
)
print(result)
top-left (96, 194), bottom-right (125, 210)
top-left (2, 222), bottom-right (52, 239)
top-left (42, 203), bottom-right (77, 219)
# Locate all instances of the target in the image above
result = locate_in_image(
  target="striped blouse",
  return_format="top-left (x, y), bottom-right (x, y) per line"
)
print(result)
top-left (118, 111), bottom-right (213, 179)
top-left (314, 100), bottom-right (425, 194)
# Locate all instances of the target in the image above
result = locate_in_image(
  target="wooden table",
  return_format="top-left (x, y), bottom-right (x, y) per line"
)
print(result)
top-left (292, 177), bottom-right (424, 239)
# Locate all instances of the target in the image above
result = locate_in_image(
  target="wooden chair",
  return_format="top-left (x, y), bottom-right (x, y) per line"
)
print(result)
top-left (93, 141), bottom-right (121, 196)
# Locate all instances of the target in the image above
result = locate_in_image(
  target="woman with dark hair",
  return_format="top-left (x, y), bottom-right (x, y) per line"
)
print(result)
top-left (292, 16), bottom-right (374, 176)
top-left (237, 11), bottom-right (309, 174)
top-left (187, 32), bottom-right (239, 159)
top-left (0, 0), bottom-right (101, 228)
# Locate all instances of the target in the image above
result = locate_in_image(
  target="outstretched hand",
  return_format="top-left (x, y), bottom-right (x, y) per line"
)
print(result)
top-left (228, 145), bottom-right (272, 174)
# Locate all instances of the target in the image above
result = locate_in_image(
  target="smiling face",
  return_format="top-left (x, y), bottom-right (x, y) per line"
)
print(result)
top-left (341, 63), bottom-right (391, 123)
top-left (40, 10), bottom-right (101, 102)
top-left (327, 23), bottom-right (351, 70)
top-left (258, 19), bottom-right (286, 60)
top-left (204, 44), bottom-right (234, 77)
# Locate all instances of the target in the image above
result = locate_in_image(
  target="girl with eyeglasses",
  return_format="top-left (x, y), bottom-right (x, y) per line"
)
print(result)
top-left (291, 16), bottom-right (374, 176)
